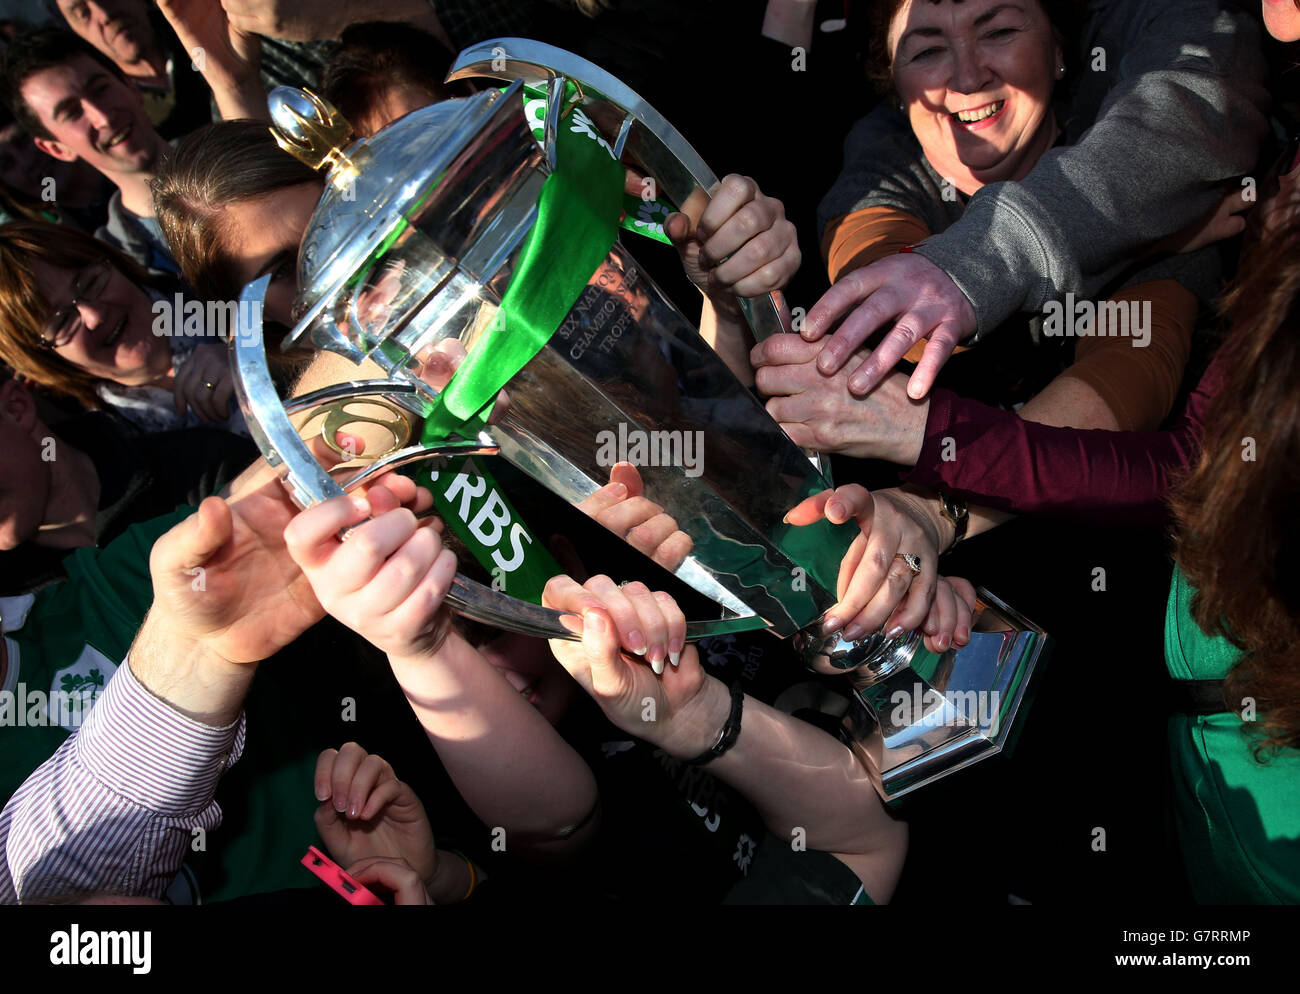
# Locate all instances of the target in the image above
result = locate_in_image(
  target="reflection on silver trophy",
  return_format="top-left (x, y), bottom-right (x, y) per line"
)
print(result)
top-left (230, 39), bottom-right (1049, 801)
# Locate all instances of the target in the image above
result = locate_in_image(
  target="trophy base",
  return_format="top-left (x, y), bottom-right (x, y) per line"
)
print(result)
top-left (799, 589), bottom-right (1049, 802)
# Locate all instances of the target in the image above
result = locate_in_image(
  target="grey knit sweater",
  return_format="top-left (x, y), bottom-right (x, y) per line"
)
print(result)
top-left (818, 0), bottom-right (1270, 334)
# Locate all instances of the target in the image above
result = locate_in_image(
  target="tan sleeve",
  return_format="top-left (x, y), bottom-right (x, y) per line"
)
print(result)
top-left (822, 207), bottom-right (967, 364)
top-left (1055, 279), bottom-right (1196, 432)
top-left (822, 207), bottom-right (932, 284)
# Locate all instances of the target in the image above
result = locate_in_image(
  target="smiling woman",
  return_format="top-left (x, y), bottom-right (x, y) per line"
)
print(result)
top-left (865, 0), bottom-right (1081, 195)
top-left (0, 220), bottom-right (245, 434)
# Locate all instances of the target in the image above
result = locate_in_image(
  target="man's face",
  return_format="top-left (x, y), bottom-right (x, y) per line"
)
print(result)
top-left (21, 54), bottom-right (161, 179)
top-left (55, 0), bottom-right (156, 70)
top-left (0, 384), bottom-right (52, 552)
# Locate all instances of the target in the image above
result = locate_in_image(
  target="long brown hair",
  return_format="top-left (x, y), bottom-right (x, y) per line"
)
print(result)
top-left (152, 119), bottom-right (319, 302)
top-left (0, 219), bottom-right (171, 409)
top-left (1171, 210), bottom-right (1300, 756)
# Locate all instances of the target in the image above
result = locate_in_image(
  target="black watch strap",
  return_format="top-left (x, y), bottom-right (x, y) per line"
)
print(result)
top-left (938, 491), bottom-right (969, 549)
top-left (685, 682), bottom-right (745, 766)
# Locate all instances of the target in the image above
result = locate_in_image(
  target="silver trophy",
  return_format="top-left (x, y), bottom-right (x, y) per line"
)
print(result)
top-left (230, 39), bottom-right (1048, 800)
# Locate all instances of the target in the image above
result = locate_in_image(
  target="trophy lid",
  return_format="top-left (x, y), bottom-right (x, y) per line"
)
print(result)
top-left (267, 83), bottom-right (525, 335)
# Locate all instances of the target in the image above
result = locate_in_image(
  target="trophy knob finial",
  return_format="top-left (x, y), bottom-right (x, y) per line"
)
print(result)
top-left (267, 86), bottom-right (356, 186)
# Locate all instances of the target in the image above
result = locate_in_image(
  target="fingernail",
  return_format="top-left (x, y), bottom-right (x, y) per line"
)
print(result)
top-left (817, 353), bottom-right (837, 373)
top-left (827, 499), bottom-right (846, 521)
top-left (583, 610), bottom-right (607, 634)
top-left (650, 655), bottom-right (665, 675)
top-left (669, 650), bottom-right (681, 667)
top-left (607, 482), bottom-right (627, 497)
top-left (315, 786), bottom-right (329, 801)
top-left (627, 629), bottom-right (647, 655)
top-left (936, 633), bottom-right (949, 650)
top-left (348, 804), bottom-right (359, 819)
top-left (351, 496), bottom-right (370, 516)
top-left (821, 615), bottom-right (843, 635)
top-left (886, 626), bottom-right (906, 639)
top-left (648, 644), bottom-right (666, 669)
top-left (843, 624), bottom-right (865, 642)
top-left (334, 798), bottom-right (346, 813)
top-left (956, 625), bottom-right (970, 643)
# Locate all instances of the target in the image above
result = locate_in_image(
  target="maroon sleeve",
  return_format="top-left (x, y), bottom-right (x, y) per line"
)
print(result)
top-left (903, 351), bottom-right (1225, 523)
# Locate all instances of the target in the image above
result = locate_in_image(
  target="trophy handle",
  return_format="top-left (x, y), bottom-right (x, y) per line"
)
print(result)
top-left (446, 37), bottom-right (793, 345)
top-left (231, 275), bottom-right (759, 643)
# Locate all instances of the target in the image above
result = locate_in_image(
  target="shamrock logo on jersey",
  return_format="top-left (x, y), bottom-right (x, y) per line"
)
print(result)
top-left (59, 668), bottom-right (104, 695)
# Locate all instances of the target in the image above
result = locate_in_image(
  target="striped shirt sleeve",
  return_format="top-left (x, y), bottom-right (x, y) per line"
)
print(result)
top-left (0, 659), bottom-right (245, 904)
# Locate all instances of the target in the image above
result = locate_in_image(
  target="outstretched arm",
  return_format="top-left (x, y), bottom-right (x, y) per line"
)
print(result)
top-left (543, 575), bottom-right (911, 902)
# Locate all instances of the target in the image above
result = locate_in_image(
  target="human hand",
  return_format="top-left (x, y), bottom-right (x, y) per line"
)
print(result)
top-left (220, 0), bottom-right (435, 41)
top-left (1157, 187), bottom-right (1249, 254)
top-left (784, 485), bottom-right (946, 643)
top-left (921, 575), bottom-right (977, 654)
top-left (664, 173), bottom-right (799, 315)
top-left (544, 574), bottom-right (730, 759)
top-left (149, 446), bottom-right (428, 664)
top-left (313, 743), bottom-right (438, 885)
top-left (282, 485), bottom-right (454, 661)
top-left (345, 857), bottom-right (431, 905)
top-left (575, 462), bottom-right (693, 572)
top-left (413, 337), bottom-right (510, 425)
top-left (751, 334), bottom-right (928, 464)
top-left (802, 252), bottom-right (976, 399)
top-left (173, 342), bottom-right (234, 424)
top-left (158, 0), bottom-right (262, 101)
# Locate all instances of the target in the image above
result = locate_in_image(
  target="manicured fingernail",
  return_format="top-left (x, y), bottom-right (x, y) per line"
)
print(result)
top-left (334, 797), bottom-right (346, 813)
top-left (821, 615), bottom-right (843, 636)
top-left (648, 644), bottom-right (666, 669)
top-left (650, 655), bottom-right (665, 675)
top-left (886, 626), bottom-right (905, 639)
top-left (315, 785), bottom-right (329, 801)
top-left (669, 650), bottom-right (681, 667)
top-left (843, 625), bottom-right (865, 642)
top-left (627, 630), bottom-right (647, 655)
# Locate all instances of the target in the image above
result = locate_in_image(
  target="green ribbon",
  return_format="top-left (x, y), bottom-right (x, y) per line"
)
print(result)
top-left (420, 81), bottom-right (626, 443)
top-left (399, 82), bottom-right (626, 602)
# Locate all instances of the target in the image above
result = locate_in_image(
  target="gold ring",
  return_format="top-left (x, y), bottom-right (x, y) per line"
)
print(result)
top-left (895, 552), bottom-right (922, 574)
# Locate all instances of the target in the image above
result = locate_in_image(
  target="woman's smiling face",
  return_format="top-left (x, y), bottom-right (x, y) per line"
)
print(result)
top-left (889, 0), bottom-right (1062, 195)
top-left (33, 256), bottom-right (170, 385)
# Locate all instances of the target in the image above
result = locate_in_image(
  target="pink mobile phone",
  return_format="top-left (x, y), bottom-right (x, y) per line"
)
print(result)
top-left (301, 846), bottom-right (386, 905)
